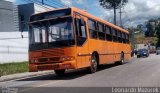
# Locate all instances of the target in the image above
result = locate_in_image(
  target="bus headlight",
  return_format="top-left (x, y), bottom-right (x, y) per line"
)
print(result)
top-left (30, 59), bottom-right (38, 63)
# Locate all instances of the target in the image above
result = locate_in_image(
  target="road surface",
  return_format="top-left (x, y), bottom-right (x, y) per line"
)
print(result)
top-left (0, 54), bottom-right (160, 92)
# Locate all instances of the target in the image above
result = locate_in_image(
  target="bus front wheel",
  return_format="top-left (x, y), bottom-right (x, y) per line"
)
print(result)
top-left (54, 69), bottom-right (65, 76)
top-left (87, 53), bottom-right (98, 73)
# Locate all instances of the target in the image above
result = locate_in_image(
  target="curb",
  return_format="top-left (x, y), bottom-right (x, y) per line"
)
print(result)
top-left (0, 71), bottom-right (54, 82)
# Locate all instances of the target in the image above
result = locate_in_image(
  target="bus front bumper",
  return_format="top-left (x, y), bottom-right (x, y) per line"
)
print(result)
top-left (29, 61), bottom-right (76, 72)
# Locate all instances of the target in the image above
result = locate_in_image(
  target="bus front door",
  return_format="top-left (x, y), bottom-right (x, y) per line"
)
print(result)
top-left (74, 14), bottom-right (90, 68)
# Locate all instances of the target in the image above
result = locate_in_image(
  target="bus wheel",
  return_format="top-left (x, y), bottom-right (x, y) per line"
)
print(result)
top-left (116, 53), bottom-right (124, 65)
top-left (87, 53), bottom-right (98, 73)
top-left (54, 69), bottom-right (65, 76)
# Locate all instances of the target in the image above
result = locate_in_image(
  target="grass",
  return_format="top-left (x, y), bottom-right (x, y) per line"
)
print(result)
top-left (0, 62), bottom-right (28, 76)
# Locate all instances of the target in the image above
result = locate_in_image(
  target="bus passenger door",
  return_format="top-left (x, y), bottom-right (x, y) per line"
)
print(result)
top-left (74, 14), bottom-right (89, 68)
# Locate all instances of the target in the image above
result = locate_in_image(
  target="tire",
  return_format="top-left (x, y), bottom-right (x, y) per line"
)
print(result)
top-left (116, 53), bottom-right (124, 65)
top-left (54, 69), bottom-right (65, 76)
top-left (87, 53), bottom-right (98, 73)
top-left (137, 55), bottom-right (140, 58)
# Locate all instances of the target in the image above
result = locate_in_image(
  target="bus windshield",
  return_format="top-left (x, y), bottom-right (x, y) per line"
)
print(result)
top-left (29, 17), bottom-right (75, 50)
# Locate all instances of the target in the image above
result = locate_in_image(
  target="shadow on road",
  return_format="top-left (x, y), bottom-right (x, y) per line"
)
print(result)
top-left (17, 62), bottom-right (129, 81)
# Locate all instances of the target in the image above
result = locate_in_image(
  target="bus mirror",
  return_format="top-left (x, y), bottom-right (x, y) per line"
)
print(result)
top-left (80, 19), bottom-right (85, 26)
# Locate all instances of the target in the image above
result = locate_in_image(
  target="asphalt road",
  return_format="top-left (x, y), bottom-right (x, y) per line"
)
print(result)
top-left (0, 54), bottom-right (160, 92)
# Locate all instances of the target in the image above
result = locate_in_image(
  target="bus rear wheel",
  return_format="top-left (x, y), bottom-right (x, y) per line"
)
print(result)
top-left (54, 69), bottom-right (65, 76)
top-left (116, 53), bottom-right (124, 65)
top-left (87, 53), bottom-right (98, 73)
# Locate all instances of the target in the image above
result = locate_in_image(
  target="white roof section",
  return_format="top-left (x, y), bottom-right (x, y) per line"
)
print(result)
top-left (34, 3), bottom-right (55, 14)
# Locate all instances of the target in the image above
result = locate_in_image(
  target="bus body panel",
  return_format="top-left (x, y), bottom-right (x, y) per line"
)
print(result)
top-left (88, 39), bottom-right (131, 65)
top-left (29, 47), bottom-right (78, 72)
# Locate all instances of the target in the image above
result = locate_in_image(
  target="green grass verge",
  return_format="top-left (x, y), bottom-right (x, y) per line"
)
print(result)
top-left (0, 62), bottom-right (28, 76)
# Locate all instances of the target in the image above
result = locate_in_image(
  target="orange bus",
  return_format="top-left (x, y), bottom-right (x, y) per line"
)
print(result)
top-left (29, 7), bottom-right (131, 75)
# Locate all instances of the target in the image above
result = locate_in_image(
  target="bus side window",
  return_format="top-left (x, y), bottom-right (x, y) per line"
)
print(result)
top-left (127, 34), bottom-right (130, 43)
top-left (125, 34), bottom-right (129, 44)
top-left (75, 18), bottom-right (86, 38)
top-left (106, 26), bottom-right (112, 41)
top-left (98, 23), bottom-right (105, 40)
top-left (117, 31), bottom-right (122, 43)
top-left (122, 32), bottom-right (126, 43)
top-left (75, 18), bottom-right (87, 46)
top-left (119, 31), bottom-right (123, 43)
top-left (88, 19), bottom-right (97, 39)
top-left (125, 33), bottom-right (127, 43)
top-left (115, 30), bottom-right (118, 42)
top-left (112, 28), bottom-right (117, 42)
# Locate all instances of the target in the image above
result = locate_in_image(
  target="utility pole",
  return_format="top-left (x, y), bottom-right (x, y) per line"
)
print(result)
top-left (119, 1), bottom-right (124, 28)
top-left (113, 0), bottom-right (117, 25)
top-left (119, 7), bottom-right (122, 27)
top-left (42, 0), bottom-right (44, 5)
top-left (114, 7), bottom-right (116, 25)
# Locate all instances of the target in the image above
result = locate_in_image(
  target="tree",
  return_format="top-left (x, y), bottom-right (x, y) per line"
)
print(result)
top-left (99, 0), bottom-right (128, 25)
top-left (145, 31), bottom-right (150, 37)
top-left (137, 24), bottom-right (143, 33)
top-left (156, 23), bottom-right (160, 47)
top-left (156, 23), bottom-right (160, 38)
top-left (145, 20), bottom-right (156, 37)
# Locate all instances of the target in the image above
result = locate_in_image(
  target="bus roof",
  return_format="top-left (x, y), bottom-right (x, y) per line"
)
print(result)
top-left (71, 7), bottom-right (129, 33)
top-left (31, 7), bottom-right (129, 33)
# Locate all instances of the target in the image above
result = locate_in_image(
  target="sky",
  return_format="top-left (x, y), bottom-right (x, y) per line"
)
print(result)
top-left (5, 0), bottom-right (160, 28)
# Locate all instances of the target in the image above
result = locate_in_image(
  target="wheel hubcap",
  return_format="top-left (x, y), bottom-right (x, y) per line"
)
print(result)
top-left (91, 56), bottom-right (97, 72)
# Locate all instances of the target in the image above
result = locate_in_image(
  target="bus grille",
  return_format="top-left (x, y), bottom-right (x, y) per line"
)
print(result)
top-left (42, 48), bottom-right (64, 57)
top-left (38, 57), bottom-right (61, 63)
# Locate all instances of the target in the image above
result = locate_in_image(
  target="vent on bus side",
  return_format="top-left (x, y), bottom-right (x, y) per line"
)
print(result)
top-left (42, 48), bottom-right (64, 57)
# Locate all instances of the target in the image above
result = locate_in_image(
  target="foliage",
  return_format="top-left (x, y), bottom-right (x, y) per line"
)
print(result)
top-left (144, 18), bottom-right (160, 37)
top-left (156, 38), bottom-right (160, 48)
top-left (130, 18), bottom-right (160, 47)
top-left (145, 22), bottom-right (155, 37)
top-left (145, 31), bottom-right (150, 37)
top-left (0, 62), bottom-right (28, 76)
top-left (136, 35), bottom-right (158, 45)
top-left (156, 23), bottom-right (160, 38)
top-left (155, 23), bottom-right (160, 47)
top-left (137, 24), bottom-right (143, 33)
top-left (99, 0), bottom-right (128, 25)
top-left (99, 0), bottom-right (128, 9)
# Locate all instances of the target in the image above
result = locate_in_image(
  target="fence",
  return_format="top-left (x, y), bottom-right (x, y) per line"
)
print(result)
top-left (0, 32), bottom-right (28, 64)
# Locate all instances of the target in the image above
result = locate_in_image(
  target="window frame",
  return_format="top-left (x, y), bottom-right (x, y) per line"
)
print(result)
top-left (87, 18), bottom-right (129, 43)
top-left (97, 22), bottom-right (105, 40)
top-left (105, 25), bottom-right (113, 41)
top-left (88, 19), bottom-right (98, 39)
top-left (75, 18), bottom-right (87, 38)
top-left (112, 28), bottom-right (118, 42)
